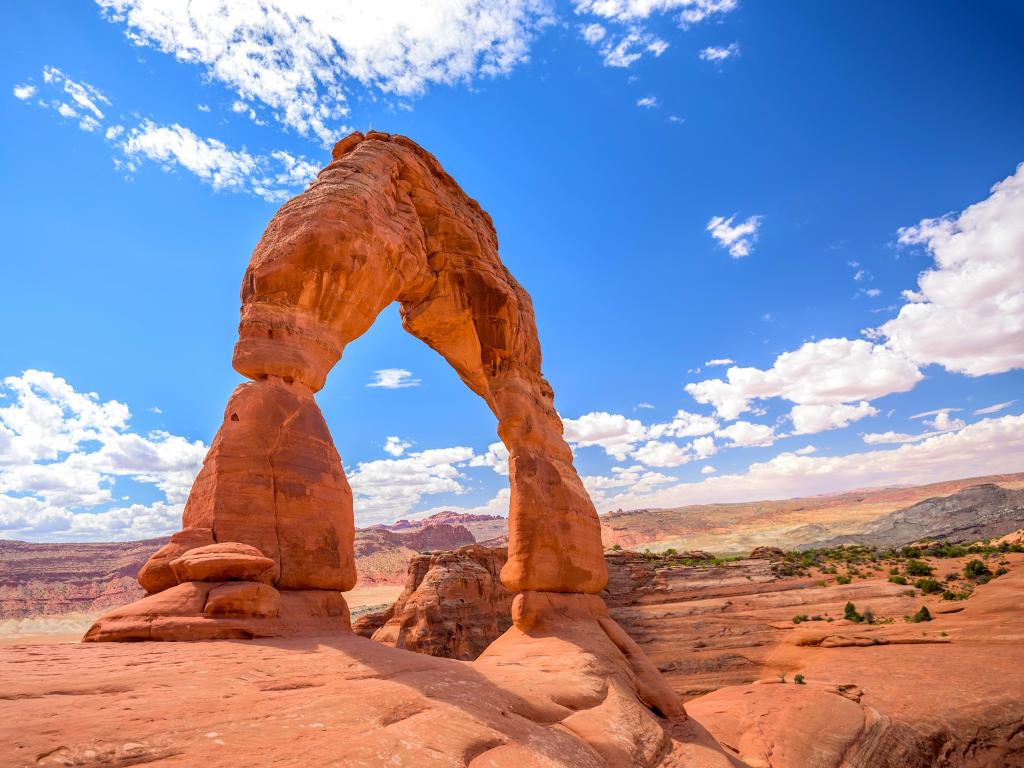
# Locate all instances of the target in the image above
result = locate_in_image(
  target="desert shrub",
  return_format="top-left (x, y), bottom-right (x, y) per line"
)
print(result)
top-left (889, 567), bottom-right (900, 575)
top-left (888, 575), bottom-right (907, 585)
top-left (942, 589), bottom-right (970, 601)
top-left (611, 544), bottom-right (622, 551)
top-left (963, 559), bottom-right (992, 580)
top-left (994, 566), bottom-right (1009, 577)
top-left (915, 578), bottom-right (942, 594)
top-left (905, 559), bottom-right (933, 577)
top-left (792, 614), bottom-right (810, 624)
top-left (908, 606), bottom-right (932, 623)
top-left (836, 574), bottom-right (851, 585)
top-left (944, 573), bottom-right (958, 582)
top-left (794, 674), bottom-right (805, 685)
top-left (843, 601), bottom-right (862, 622)
top-left (861, 607), bottom-right (875, 625)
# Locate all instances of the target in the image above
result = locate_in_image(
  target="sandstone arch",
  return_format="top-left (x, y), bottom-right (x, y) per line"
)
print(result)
top-left (210, 130), bottom-right (606, 596)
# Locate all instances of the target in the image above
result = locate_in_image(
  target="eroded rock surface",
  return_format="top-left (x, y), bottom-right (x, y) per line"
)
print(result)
top-left (359, 544), bottom-right (513, 659)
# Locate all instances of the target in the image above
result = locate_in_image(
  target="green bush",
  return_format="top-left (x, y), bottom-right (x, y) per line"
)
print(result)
top-left (908, 606), bottom-right (932, 623)
top-left (942, 589), bottom-right (970, 601)
top-left (915, 578), bottom-right (943, 594)
top-left (843, 601), bottom-right (862, 622)
top-left (905, 559), bottom-right (933, 576)
top-left (888, 575), bottom-right (907, 585)
top-left (794, 674), bottom-right (805, 685)
top-left (963, 559), bottom-right (992, 580)
top-left (836, 574), bottom-right (851, 585)
top-left (792, 614), bottom-right (810, 624)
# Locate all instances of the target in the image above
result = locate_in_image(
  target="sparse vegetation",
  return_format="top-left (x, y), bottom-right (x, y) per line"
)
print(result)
top-left (963, 559), bottom-right (992, 580)
top-left (836, 574), bottom-right (851, 585)
top-left (905, 559), bottom-right (933, 577)
top-left (908, 606), bottom-right (932, 623)
top-left (915, 578), bottom-right (943, 594)
top-left (888, 575), bottom-right (907, 585)
top-left (794, 674), bottom-right (805, 685)
top-left (843, 601), bottom-right (863, 623)
top-left (792, 614), bottom-right (810, 624)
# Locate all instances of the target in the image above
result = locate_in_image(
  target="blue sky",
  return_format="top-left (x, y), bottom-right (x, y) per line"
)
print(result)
top-left (2, 0), bottom-right (1023, 541)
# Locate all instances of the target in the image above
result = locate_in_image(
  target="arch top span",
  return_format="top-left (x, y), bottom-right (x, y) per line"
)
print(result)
top-left (208, 130), bottom-right (606, 595)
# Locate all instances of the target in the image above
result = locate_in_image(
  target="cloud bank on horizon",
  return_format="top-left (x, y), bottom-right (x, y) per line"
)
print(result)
top-left (4, 1), bottom-right (1023, 541)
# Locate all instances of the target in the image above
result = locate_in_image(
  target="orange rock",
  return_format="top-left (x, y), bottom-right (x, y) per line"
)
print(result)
top-left (137, 527), bottom-right (214, 594)
top-left (168, 543), bottom-right (275, 584)
top-left (182, 378), bottom-right (356, 591)
top-left (204, 582), bottom-right (281, 618)
top-left (231, 131), bottom-right (606, 594)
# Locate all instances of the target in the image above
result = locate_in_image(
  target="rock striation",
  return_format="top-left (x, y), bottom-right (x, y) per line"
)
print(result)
top-left (355, 544), bottom-right (513, 659)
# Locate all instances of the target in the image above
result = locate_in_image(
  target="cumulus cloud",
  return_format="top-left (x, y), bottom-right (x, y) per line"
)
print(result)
top-left (686, 338), bottom-right (922, 420)
top-left (637, 95), bottom-right (659, 108)
top-left (97, 0), bottom-right (555, 144)
top-left (789, 401), bottom-right (877, 435)
top-left (0, 370), bottom-right (206, 541)
top-left (699, 43), bottom-right (739, 61)
top-left (347, 446), bottom-right (476, 525)
top-left (594, 412), bottom-right (1024, 512)
top-left (383, 436), bottom-right (412, 457)
top-left (871, 162), bottom-right (1024, 376)
top-left (700, 465), bottom-right (717, 475)
top-left (714, 420), bottom-right (776, 447)
top-left (707, 214), bottom-right (762, 258)
top-left (13, 84), bottom-right (37, 100)
top-left (562, 411), bottom-right (647, 460)
top-left (469, 441), bottom-right (510, 475)
top-left (632, 440), bottom-right (691, 467)
top-left (647, 409), bottom-right (718, 439)
top-left (367, 368), bottom-right (421, 389)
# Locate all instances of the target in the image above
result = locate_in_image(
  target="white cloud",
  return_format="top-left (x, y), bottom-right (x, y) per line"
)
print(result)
top-left (587, 29), bottom-right (669, 67)
top-left (686, 338), bottom-right (922, 420)
top-left (97, 0), bottom-right (555, 144)
top-left (469, 441), bottom-right (510, 475)
top-left (700, 465), bottom-right (717, 475)
top-left (690, 435), bottom-right (717, 459)
top-left (871, 162), bottom-right (1024, 376)
top-left (794, 445), bottom-right (816, 455)
top-left (0, 370), bottom-right (206, 541)
top-left (699, 43), bottom-right (738, 62)
top-left (383, 436), bottom-right (412, 457)
top-left (647, 409), bottom-right (718, 439)
top-left (197, 103), bottom-right (211, 112)
top-left (789, 401), bottom-right (877, 435)
top-left (572, 0), bottom-right (737, 25)
top-left (909, 407), bottom-right (960, 420)
top-left (635, 401), bottom-right (655, 410)
top-left (19, 66), bottom-right (320, 202)
top-left (668, 115), bottom-right (685, 124)
top-left (43, 66), bottom-right (110, 119)
top-left (973, 400), bottom-right (1015, 416)
top-left (594, 412), bottom-right (1024, 512)
top-left (367, 368), bottom-right (421, 389)
top-left (704, 358), bottom-right (734, 367)
top-left (581, 22), bottom-right (607, 43)
top-left (562, 411), bottom-right (647, 460)
top-left (583, 465), bottom-right (676, 505)
top-left (714, 420), bottom-right (776, 447)
top-left (632, 439), bottom-right (691, 468)
top-left (118, 120), bottom-right (319, 202)
top-left (707, 214), bottom-right (762, 258)
top-left (347, 446), bottom-right (476, 525)
top-left (637, 95), bottom-right (659, 108)
top-left (923, 411), bottom-right (966, 432)
top-left (13, 84), bottom-right (37, 100)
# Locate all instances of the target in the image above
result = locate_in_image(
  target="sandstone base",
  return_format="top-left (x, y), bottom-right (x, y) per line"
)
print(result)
top-left (83, 582), bottom-right (351, 642)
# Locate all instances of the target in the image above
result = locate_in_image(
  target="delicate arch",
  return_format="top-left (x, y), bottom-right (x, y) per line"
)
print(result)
top-left (191, 131), bottom-right (606, 595)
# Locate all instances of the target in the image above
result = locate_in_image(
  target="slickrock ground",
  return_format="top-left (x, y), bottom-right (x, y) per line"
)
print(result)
top-left (0, 615), bottom-right (738, 768)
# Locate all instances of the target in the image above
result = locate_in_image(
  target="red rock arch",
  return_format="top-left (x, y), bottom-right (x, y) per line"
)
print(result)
top-left (185, 131), bottom-right (606, 597)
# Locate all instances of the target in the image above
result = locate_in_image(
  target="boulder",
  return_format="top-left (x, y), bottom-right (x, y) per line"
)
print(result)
top-left (169, 543), bottom-right (275, 584)
top-left (204, 582), bottom-right (280, 618)
top-left (137, 527), bottom-right (215, 593)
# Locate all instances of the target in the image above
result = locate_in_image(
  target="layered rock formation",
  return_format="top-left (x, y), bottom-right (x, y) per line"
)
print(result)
top-left (87, 130), bottom-right (612, 642)
top-left (355, 544), bottom-right (513, 659)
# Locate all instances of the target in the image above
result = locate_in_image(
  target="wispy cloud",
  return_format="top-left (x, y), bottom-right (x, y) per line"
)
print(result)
top-left (636, 95), bottom-right (659, 108)
top-left (367, 369), bottom-right (421, 389)
top-left (973, 400), bottom-right (1016, 416)
top-left (699, 43), bottom-right (739, 62)
top-left (13, 66), bottom-right (320, 202)
top-left (707, 213), bottom-right (762, 258)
